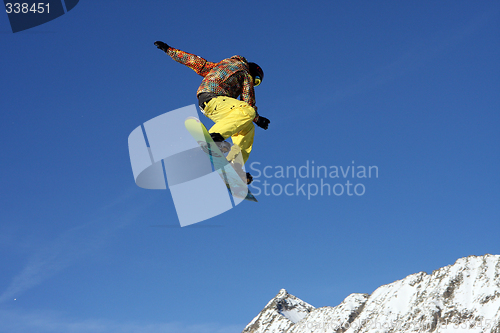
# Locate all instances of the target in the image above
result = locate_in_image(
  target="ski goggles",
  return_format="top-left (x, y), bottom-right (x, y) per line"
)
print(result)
top-left (254, 76), bottom-right (262, 87)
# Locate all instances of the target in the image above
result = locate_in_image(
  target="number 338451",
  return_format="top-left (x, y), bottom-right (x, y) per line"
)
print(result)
top-left (5, 3), bottom-right (50, 14)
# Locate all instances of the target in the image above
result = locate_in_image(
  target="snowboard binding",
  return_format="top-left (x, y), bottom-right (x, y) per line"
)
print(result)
top-left (198, 141), bottom-right (231, 157)
top-left (198, 132), bottom-right (232, 156)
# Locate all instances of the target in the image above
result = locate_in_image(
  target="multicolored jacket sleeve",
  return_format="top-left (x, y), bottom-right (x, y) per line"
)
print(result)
top-left (240, 72), bottom-right (257, 111)
top-left (166, 48), bottom-right (215, 77)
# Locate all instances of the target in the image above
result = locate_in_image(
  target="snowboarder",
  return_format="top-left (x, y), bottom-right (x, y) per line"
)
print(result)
top-left (154, 41), bottom-right (270, 184)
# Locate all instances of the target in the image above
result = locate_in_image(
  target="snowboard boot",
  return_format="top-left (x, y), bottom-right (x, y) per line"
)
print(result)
top-left (245, 172), bottom-right (253, 185)
top-left (231, 161), bottom-right (253, 185)
top-left (210, 133), bottom-right (224, 142)
top-left (210, 133), bottom-right (231, 154)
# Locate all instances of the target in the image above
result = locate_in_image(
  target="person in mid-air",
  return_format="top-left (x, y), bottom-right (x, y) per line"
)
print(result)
top-left (154, 41), bottom-right (270, 184)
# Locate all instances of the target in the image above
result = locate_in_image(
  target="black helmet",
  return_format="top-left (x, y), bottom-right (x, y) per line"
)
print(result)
top-left (248, 62), bottom-right (264, 86)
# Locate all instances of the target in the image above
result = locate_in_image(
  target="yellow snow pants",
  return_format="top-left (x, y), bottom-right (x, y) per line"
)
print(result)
top-left (203, 96), bottom-right (256, 164)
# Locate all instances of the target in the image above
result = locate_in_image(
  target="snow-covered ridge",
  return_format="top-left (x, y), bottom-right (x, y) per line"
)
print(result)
top-left (242, 254), bottom-right (500, 333)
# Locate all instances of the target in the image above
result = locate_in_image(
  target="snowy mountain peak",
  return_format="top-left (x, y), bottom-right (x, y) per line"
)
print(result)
top-left (242, 289), bottom-right (315, 333)
top-left (277, 288), bottom-right (288, 298)
top-left (243, 254), bottom-right (500, 333)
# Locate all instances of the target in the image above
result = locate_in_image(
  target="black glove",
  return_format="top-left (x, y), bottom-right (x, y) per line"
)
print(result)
top-left (154, 41), bottom-right (170, 52)
top-left (255, 116), bottom-right (270, 130)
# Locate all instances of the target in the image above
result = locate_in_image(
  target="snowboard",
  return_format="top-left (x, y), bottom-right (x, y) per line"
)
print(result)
top-left (184, 117), bottom-right (258, 202)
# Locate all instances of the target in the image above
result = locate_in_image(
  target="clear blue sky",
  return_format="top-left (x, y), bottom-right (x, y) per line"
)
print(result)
top-left (1, 1), bottom-right (499, 332)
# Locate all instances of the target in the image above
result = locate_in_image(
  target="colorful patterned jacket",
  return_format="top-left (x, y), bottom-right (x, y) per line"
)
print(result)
top-left (166, 48), bottom-right (257, 112)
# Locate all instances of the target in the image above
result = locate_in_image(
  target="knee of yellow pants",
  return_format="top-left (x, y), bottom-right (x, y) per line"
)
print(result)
top-left (231, 123), bottom-right (255, 164)
top-left (206, 98), bottom-right (256, 139)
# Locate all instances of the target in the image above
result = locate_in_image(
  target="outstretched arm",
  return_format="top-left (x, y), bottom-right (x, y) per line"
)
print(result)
top-left (154, 41), bottom-right (216, 77)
